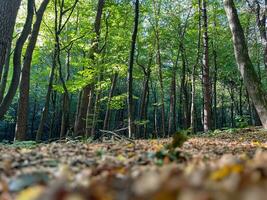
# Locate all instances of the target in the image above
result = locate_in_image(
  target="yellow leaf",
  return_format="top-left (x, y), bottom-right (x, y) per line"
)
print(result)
top-left (252, 141), bottom-right (261, 146)
top-left (16, 185), bottom-right (44, 200)
top-left (210, 164), bottom-right (243, 181)
top-left (20, 148), bottom-right (32, 154)
top-left (117, 155), bottom-right (126, 162)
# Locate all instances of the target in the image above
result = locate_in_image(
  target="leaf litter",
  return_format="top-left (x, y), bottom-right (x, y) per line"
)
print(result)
top-left (1, 127), bottom-right (267, 199)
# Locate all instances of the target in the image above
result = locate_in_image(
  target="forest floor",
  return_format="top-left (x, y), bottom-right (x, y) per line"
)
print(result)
top-left (1, 127), bottom-right (267, 200)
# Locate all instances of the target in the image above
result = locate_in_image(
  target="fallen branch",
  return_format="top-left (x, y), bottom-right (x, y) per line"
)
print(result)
top-left (99, 129), bottom-right (135, 144)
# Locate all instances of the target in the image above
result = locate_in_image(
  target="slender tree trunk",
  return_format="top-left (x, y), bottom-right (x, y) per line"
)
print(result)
top-left (253, 0), bottom-right (267, 73)
top-left (15, 0), bottom-right (50, 141)
top-left (127, 0), bottom-right (139, 138)
top-left (230, 87), bottom-right (235, 127)
top-left (49, 91), bottom-right (57, 139)
top-left (103, 73), bottom-right (118, 130)
top-left (74, 85), bottom-right (91, 136)
top-left (224, 0), bottom-right (267, 128)
top-left (139, 58), bottom-right (151, 138)
top-left (75, 0), bottom-right (105, 137)
top-left (221, 94), bottom-right (225, 128)
top-left (202, 0), bottom-right (212, 132)
top-left (152, 82), bottom-right (158, 138)
top-left (191, 0), bottom-right (202, 133)
top-left (30, 98), bottom-right (37, 139)
top-left (85, 88), bottom-right (94, 138)
top-left (36, 50), bottom-right (57, 141)
top-left (60, 48), bottom-right (72, 138)
top-left (90, 74), bottom-right (103, 138)
top-left (168, 53), bottom-right (177, 135)
top-left (239, 80), bottom-right (243, 116)
top-left (212, 48), bottom-right (218, 129)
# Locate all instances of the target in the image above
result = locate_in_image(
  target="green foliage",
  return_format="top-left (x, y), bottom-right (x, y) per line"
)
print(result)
top-left (11, 141), bottom-right (38, 149)
top-left (235, 115), bottom-right (249, 128)
top-left (108, 93), bottom-right (127, 110)
top-left (167, 131), bottom-right (188, 150)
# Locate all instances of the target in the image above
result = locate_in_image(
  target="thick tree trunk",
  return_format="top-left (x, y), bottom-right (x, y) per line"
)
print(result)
top-left (0, 0), bottom-right (21, 76)
top-left (15, 0), bottom-right (50, 141)
top-left (224, 0), bottom-right (267, 128)
top-left (0, 40), bottom-right (12, 103)
top-left (0, 0), bottom-right (34, 120)
top-left (127, 0), bottom-right (139, 138)
top-left (202, 0), bottom-right (212, 132)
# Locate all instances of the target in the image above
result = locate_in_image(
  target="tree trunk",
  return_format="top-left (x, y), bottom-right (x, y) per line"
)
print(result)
top-left (168, 51), bottom-right (178, 135)
top-left (127, 0), bottom-right (139, 138)
top-left (202, 0), bottom-right (212, 132)
top-left (0, 0), bottom-right (34, 120)
top-left (60, 47), bottom-right (72, 138)
top-left (30, 98), bottom-right (37, 139)
top-left (36, 50), bottom-right (57, 141)
top-left (75, 0), bottom-right (105, 137)
top-left (138, 56), bottom-right (152, 138)
top-left (191, 0), bottom-right (202, 133)
top-left (221, 94), bottom-right (225, 128)
top-left (253, 0), bottom-right (267, 73)
top-left (15, 0), bottom-right (50, 141)
top-left (90, 75), bottom-right (103, 138)
top-left (0, 40), bottom-right (12, 103)
top-left (85, 88), bottom-right (94, 138)
top-left (224, 0), bottom-right (267, 128)
top-left (152, 81), bottom-right (158, 138)
top-left (103, 73), bottom-right (118, 130)
top-left (49, 91), bottom-right (57, 139)
top-left (0, 0), bottom-right (21, 76)
top-left (74, 85), bottom-right (91, 136)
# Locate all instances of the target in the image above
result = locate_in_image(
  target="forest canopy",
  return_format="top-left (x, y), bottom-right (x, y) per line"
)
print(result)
top-left (4, 0), bottom-right (267, 200)
top-left (0, 0), bottom-right (266, 141)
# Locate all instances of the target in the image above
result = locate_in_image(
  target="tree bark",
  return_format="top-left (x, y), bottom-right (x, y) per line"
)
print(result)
top-left (224, 0), bottom-right (267, 128)
top-left (0, 0), bottom-right (21, 77)
top-left (74, 0), bottom-right (105, 138)
top-left (103, 73), bottom-right (118, 130)
top-left (74, 85), bottom-right (91, 136)
top-left (36, 50), bottom-right (57, 141)
top-left (127, 0), bottom-right (139, 138)
top-left (202, 0), bottom-right (212, 132)
top-left (0, 0), bottom-right (34, 120)
top-left (0, 40), bottom-right (12, 103)
top-left (138, 55), bottom-right (152, 138)
top-left (15, 0), bottom-right (50, 141)
top-left (191, 0), bottom-right (202, 133)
